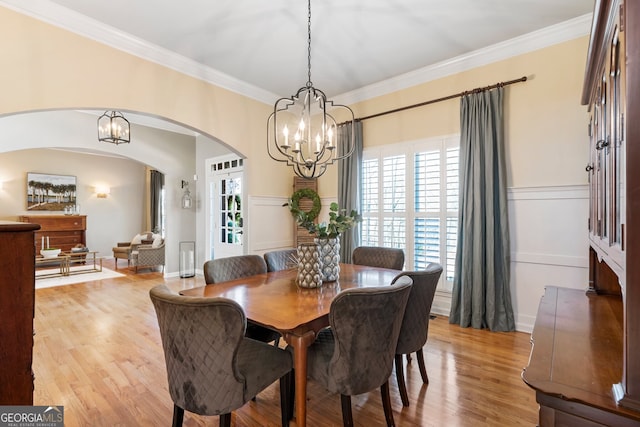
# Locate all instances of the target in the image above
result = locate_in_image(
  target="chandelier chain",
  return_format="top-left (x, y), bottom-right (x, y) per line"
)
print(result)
top-left (306, 0), bottom-right (312, 87)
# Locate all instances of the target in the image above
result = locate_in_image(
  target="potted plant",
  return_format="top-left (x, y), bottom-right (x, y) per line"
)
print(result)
top-left (285, 190), bottom-right (361, 281)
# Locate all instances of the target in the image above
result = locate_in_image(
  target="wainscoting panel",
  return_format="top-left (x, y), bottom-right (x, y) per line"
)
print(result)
top-left (508, 185), bottom-right (589, 332)
top-left (247, 196), bottom-right (294, 253)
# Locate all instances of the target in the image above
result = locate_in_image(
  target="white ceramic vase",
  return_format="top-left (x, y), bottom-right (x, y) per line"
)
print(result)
top-left (315, 237), bottom-right (340, 282)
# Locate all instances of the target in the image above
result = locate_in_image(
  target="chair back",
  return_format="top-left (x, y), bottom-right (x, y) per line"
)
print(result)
top-left (264, 249), bottom-right (297, 272)
top-left (203, 255), bottom-right (267, 284)
top-left (326, 276), bottom-right (412, 395)
top-left (352, 246), bottom-right (405, 270)
top-left (392, 263), bottom-right (443, 354)
top-left (149, 284), bottom-right (246, 416)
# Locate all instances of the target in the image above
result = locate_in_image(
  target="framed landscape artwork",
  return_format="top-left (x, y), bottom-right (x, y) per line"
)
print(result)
top-left (27, 172), bottom-right (77, 211)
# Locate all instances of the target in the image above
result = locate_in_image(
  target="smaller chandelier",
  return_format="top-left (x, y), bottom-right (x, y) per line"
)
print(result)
top-left (98, 111), bottom-right (130, 145)
top-left (267, 0), bottom-right (354, 179)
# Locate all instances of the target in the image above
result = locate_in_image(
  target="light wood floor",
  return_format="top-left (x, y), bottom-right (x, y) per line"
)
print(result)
top-left (33, 260), bottom-right (538, 426)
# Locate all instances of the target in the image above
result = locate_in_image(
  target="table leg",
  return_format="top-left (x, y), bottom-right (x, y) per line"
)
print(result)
top-left (286, 331), bottom-right (316, 427)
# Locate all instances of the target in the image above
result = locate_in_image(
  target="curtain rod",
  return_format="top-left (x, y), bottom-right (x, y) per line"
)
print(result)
top-left (355, 76), bottom-right (528, 122)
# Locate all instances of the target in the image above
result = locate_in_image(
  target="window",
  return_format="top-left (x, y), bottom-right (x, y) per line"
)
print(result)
top-left (362, 135), bottom-right (459, 291)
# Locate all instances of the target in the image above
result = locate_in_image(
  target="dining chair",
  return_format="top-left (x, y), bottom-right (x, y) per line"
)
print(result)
top-left (298, 276), bottom-right (413, 427)
top-left (263, 248), bottom-right (297, 272)
top-left (391, 263), bottom-right (443, 407)
top-left (149, 284), bottom-right (292, 427)
top-left (203, 255), bottom-right (281, 345)
top-left (351, 246), bottom-right (405, 270)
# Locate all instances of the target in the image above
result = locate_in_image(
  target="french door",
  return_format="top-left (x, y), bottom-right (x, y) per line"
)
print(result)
top-left (205, 156), bottom-right (244, 260)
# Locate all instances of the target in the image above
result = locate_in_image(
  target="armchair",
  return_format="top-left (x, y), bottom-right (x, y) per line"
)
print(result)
top-left (132, 240), bottom-right (165, 272)
top-left (112, 231), bottom-right (155, 269)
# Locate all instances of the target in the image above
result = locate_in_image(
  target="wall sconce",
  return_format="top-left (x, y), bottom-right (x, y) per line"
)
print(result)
top-left (181, 180), bottom-right (192, 209)
top-left (95, 186), bottom-right (110, 198)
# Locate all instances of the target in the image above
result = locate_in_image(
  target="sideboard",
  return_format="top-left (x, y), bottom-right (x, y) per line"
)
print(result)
top-left (19, 214), bottom-right (87, 252)
top-left (0, 220), bottom-right (40, 404)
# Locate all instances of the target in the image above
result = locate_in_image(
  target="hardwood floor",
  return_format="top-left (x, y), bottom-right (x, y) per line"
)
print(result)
top-left (33, 260), bottom-right (538, 426)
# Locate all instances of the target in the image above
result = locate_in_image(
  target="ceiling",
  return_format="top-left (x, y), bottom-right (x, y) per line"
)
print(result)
top-left (3, 0), bottom-right (593, 105)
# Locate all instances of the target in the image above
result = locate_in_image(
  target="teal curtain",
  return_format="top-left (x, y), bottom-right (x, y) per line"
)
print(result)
top-left (337, 120), bottom-right (363, 263)
top-left (449, 87), bottom-right (515, 332)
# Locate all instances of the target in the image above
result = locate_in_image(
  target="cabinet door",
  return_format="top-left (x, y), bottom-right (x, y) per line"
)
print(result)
top-left (608, 22), bottom-right (625, 250)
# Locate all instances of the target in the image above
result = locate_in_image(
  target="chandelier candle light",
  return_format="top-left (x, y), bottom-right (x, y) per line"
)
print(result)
top-left (267, 0), bottom-right (355, 179)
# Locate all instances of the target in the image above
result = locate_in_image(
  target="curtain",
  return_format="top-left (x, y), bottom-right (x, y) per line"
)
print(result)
top-left (150, 170), bottom-right (164, 234)
top-left (337, 120), bottom-right (363, 263)
top-left (449, 87), bottom-right (515, 332)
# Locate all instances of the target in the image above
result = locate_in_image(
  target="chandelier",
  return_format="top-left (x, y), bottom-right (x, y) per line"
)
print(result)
top-left (267, 0), bottom-right (354, 179)
top-left (97, 111), bottom-right (130, 145)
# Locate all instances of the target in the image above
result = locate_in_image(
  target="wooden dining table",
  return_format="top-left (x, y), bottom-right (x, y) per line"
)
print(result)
top-left (180, 263), bottom-right (400, 427)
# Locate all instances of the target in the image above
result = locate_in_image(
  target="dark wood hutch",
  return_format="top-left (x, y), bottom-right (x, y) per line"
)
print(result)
top-left (523, 0), bottom-right (640, 425)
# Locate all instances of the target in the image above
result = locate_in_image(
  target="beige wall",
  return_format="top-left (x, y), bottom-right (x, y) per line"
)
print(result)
top-left (346, 36), bottom-right (589, 189)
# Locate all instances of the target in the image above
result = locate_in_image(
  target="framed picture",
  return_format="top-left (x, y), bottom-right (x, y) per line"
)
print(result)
top-left (27, 172), bottom-right (77, 211)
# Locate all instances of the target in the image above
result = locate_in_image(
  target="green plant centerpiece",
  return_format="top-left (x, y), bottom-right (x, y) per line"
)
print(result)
top-left (285, 189), bottom-right (361, 281)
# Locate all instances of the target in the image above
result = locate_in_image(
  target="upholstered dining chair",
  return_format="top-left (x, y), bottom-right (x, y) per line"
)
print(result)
top-left (352, 246), bottom-right (405, 270)
top-left (391, 263), bottom-right (443, 407)
top-left (149, 285), bottom-right (292, 427)
top-left (298, 276), bottom-right (413, 427)
top-left (263, 248), bottom-right (297, 272)
top-left (203, 255), bottom-right (281, 345)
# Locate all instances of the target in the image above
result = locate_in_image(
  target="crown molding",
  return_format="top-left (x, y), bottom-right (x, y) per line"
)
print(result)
top-left (0, 0), bottom-right (279, 105)
top-left (1, 1), bottom-right (591, 107)
top-left (334, 13), bottom-right (593, 105)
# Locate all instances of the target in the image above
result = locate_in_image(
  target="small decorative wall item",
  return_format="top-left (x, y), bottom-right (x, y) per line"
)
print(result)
top-left (181, 180), bottom-right (192, 209)
top-left (296, 243), bottom-right (322, 288)
top-left (27, 172), bottom-right (77, 211)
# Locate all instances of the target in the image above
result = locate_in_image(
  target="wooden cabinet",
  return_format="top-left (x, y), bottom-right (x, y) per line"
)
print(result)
top-left (524, 1), bottom-right (640, 425)
top-left (0, 220), bottom-right (40, 405)
top-left (19, 215), bottom-right (87, 252)
top-left (585, 0), bottom-right (627, 283)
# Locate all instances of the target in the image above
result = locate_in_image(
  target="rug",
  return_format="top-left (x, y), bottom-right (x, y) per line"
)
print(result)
top-left (36, 266), bottom-right (125, 289)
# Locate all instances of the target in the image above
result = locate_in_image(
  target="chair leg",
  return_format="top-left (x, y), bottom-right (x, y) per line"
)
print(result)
top-left (288, 369), bottom-right (295, 421)
top-left (219, 413), bottom-right (231, 427)
top-left (171, 404), bottom-right (184, 427)
top-left (380, 381), bottom-right (395, 427)
top-left (340, 394), bottom-right (354, 427)
top-left (395, 354), bottom-right (410, 407)
top-left (279, 371), bottom-right (292, 427)
top-left (416, 349), bottom-right (429, 384)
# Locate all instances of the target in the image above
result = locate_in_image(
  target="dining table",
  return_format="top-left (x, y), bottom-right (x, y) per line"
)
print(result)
top-left (180, 262), bottom-right (400, 427)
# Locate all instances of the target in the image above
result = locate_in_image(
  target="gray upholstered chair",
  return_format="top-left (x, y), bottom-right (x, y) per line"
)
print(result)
top-left (203, 255), bottom-right (281, 344)
top-left (299, 276), bottom-right (413, 427)
top-left (391, 263), bottom-right (443, 407)
top-left (149, 285), bottom-right (292, 427)
top-left (352, 246), bottom-right (405, 270)
top-left (263, 249), bottom-right (297, 272)
top-left (132, 240), bottom-right (165, 272)
top-left (112, 231), bottom-right (155, 269)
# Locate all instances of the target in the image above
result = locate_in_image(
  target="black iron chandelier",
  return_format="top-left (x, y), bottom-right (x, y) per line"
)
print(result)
top-left (267, 0), bottom-right (354, 179)
top-left (97, 110), bottom-right (130, 145)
